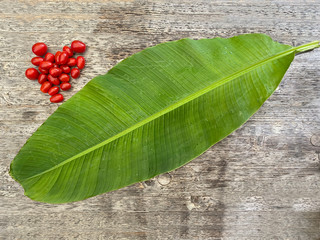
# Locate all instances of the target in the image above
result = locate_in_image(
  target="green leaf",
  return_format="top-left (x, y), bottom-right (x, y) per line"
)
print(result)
top-left (10, 33), bottom-right (319, 203)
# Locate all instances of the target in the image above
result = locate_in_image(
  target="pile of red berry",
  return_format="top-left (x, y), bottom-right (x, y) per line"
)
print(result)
top-left (25, 41), bottom-right (86, 103)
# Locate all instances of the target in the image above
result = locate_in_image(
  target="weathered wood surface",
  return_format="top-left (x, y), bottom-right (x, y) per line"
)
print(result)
top-left (1, 0), bottom-right (319, 239)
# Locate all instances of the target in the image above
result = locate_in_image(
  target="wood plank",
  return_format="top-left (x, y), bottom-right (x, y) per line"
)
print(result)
top-left (1, 0), bottom-right (319, 239)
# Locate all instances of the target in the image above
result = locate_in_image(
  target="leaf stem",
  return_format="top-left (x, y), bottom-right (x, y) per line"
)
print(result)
top-left (294, 40), bottom-right (320, 53)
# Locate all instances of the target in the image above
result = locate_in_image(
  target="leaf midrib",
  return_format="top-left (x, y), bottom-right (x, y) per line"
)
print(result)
top-left (22, 41), bottom-right (319, 181)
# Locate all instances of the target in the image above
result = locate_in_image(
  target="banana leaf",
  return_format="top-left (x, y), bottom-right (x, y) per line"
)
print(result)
top-left (10, 33), bottom-right (319, 203)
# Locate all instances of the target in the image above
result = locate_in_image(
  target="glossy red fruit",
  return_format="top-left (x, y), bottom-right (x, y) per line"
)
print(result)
top-left (67, 58), bottom-right (76, 67)
top-left (25, 68), bottom-right (39, 80)
top-left (71, 40), bottom-right (86, 53)
top-left (38, 67), bottom-right (49, 74)
top-left (63, 46), bottom-right (73, 57)
top-left (60, 82), bottom-right (71, 91)
top-left (39, 61), bottom-right (53, 70)
top-left (44, 53), bottom-right (55, 62)
top-left (31, 57), bottom-right (44, 66)
top-left (48, 74), bottom-right (60, 85)
top-left (76, 56), bottom-right (85, 69)
top-left (58, 52), bottom-right (69, 65)
top-left (59, 73), bottom-right (70, 82)
top-left (48, 86), bottom-right (59, 96)
top-left (38, 74), bottom-right (47, 84)
top-left (49, 67), bottom-right (62, 77)
top-left (40, 81), bottom-right (52, 93)
top-left (60, 65), bottom-right (70, 73)
top-left (50, 94), bottom-right (64, 103)
top-left (71, 68), bottom-right (80, 79)
top-left (32, 42), bottom-right (47, 56)
top-left (55, 51), bottom-right (61, 64)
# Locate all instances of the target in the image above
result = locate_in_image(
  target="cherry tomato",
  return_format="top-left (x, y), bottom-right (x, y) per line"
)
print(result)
top-left (76, 56), bottom-right (85, 69)
top-left (49, 67), bottom-right (62, 77)
top-left (55, 51), bottom-right (61, 64)
top-left (71, 68), bottom-right (80, 79)
top-left (48, 86), bottom-right (59, 96)
top-left (28, 41), bottom-right (87, 102)
top-left (31, 57), bottom-right (44, 66)
top-left (25, 68), bottom-right (39, 80)
top-left (38, 74), bottom-right (47, 84)
top-left (67, 58), bottom-right (76, 67)
top-left (48, 74), bottom-right (60, 85)
top-left (63, 46), bottom-right (73, 57)
top-left (32, 42), bottom-right (47, 56)
top-left (50, 94), bottom-right (64, 103)
top-left (44, 53), bottom-right (55, 62)
top-left (71, 40), bottom-right (86, 53)
top-left (38, 67), bottom-right (49, 74)
top-left (40, 81), bottom-right (52, 93)
top-left (60, 82), bottom-right (71, 91)
top-left (58, 52), bottom-right (69, 65)
top-left (39, 61), bottom-right (53, 70)
top-left (60, 65), bottom-right (70, 73)
top-left (59, 73), bottom-right (70, 82)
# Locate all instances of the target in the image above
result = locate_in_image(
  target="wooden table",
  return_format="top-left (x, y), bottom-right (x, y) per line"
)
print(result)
top-left (1, 0), bottom-right (319, 239)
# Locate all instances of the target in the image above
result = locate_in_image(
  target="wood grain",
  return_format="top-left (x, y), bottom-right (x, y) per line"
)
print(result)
top-left (1, 0), bottom-right (319, 239)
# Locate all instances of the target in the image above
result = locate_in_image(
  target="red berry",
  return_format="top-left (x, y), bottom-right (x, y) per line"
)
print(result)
top-left (48, 74), bottom-right (60, 85)
top-left (49, 67), bottom-right (62, 77)
top-left (63, 46), bottom-right (73, 57)
top-left (60, 65), bottom-right (70, 73)
top-left (55, 51), bottom-right (61, 64)
top-left (58, 52), bottom-right (69, 65)
top-left (44, 53), bottom-right (55, 62)
top-left (60, 82), bottom-right (71, 91)
top-left (67, 58), bottom-right (76, 67)
top-left (50, 94), bottom-right (64, 103)
top-left (31, 57), bottom-right (44, 66)
top-left (25, 68), bottom-right (39, 80)
top-left (48, 86), bottom-right (59, 96)
top-left (38, 67), bottom-right (49, 74)
top-left (38, 74), bottom-right (47, 84)
top-left (40, 81), bottom-right (52, 93)
top-left (71, 68), bottom-right (80, 79)
top-left (59, 73), bottom-right (70, 82)
top-left (76, 56), bottom-right (85, 69)
top-left (39, 61), bottom-right (53, 70)
top-left (32, 42), bottom-right (47, 56)
top-left (71, 40), bottom-right (86, 53)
